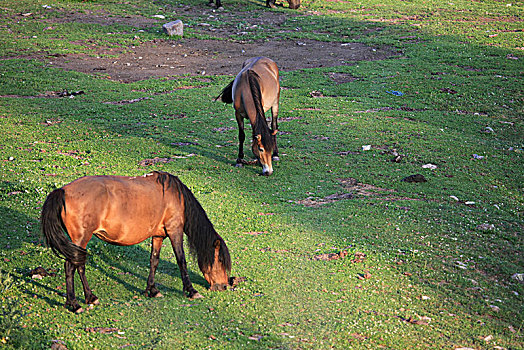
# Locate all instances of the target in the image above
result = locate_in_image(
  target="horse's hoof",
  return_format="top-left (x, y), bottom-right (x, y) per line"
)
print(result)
top-left (190, 292), bottom-right (204, 300)
top-left (217, 6), bottom-right (224, 10)
top-left (74, 307), bottom-right (85, 314)
top-left (153, 292), bottom-right (164, 298)
top-left (86, 296), bottom-right (99, 305)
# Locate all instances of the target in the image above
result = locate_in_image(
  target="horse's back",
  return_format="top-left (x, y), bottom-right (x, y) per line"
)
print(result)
top-left (234, 57), bottom-right (280, 113)
top-left (61, 173), bottom-right (182, 246)
top-left (241, 57), bottom-right (279, 85)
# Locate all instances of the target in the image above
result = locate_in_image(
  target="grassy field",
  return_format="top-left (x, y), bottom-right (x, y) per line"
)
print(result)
top-left (0, 0), bottom-right (522, 349)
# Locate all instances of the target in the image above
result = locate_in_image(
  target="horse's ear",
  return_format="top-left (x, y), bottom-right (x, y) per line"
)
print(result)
top-left (271, 129), bottom-right (278, 136)
top-left (214, 239), bottom-right (221, 248)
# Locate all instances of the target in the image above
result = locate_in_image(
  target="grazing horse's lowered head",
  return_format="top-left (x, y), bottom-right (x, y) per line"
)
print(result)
top-left (252, 115), bottom-right (278, 176)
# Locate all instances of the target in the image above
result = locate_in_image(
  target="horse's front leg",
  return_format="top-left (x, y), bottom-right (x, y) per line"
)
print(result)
top-left (235, 111), bottom-right (246, 167)
top-left (270, 105), bottom-right (280, 161)
top-left (167, 227), bottom-right (202, 299)
top-left (64, 260), bottom-right (83, 313)
top-left (77, 264), bottom-right (99, 306)
top-left (145, 236), bottom-right (164, 298)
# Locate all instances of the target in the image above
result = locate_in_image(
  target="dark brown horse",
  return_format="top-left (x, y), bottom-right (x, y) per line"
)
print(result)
top-left (217, 57), bottom-right (280, 176)
top-left (207, 0), bottom-right (223, 9)
top-left (209, 0), bottom-right (300, 9)
top-left (41, 171), bottom-right (231, 313)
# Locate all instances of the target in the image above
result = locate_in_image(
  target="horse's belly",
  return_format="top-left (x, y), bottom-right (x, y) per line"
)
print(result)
top-left (95, 220), bottom-right (164, 246)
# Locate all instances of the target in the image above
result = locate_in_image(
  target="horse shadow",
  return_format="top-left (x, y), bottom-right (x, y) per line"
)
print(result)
top-left (86, 239), bottom-right (209, 299)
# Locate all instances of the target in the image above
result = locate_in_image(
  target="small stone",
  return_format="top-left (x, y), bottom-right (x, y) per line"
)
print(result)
top-left (489, 305), bottom-right (500, 312)
top-left (422, 163), bottom-right (437, 169)
top-left (362, 145), bottom-right (371, 151)
top-left (163, 20), bottom-right (183, 36)
top-left (476, 223), bottom-right (495, 230)
top-left (511, 273), bottom-right (524, 283)
top-left (153, 14), bottom-right (166, 19)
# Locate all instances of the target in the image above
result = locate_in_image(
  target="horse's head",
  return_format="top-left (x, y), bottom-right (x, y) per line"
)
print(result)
top-left (252, 131), bottom-right (277, 176)
top-left (202, 239), bottom-right (230, 291)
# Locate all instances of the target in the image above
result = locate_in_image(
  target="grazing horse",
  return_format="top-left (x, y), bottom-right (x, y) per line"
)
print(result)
top-left (41, 171), bottom-right (231, 313)
top-left (217, 57), bottom-right (280, 176)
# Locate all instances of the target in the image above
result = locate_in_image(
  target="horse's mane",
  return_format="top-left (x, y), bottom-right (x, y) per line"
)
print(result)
top-left (247, 70), bottom-right (275, 151)
top-left (154, 171), bottom-right (231, 273)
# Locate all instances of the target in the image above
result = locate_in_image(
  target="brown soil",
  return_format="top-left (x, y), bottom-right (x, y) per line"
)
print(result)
top-left (48, 38), bottom-right (396, 83)
top-left (38, 7), bottom-right (399, 82)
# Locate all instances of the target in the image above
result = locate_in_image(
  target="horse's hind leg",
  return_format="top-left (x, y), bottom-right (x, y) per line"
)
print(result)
top-left (64, 260), bottom-right (83, 313)
top-left (145, 236), bottom-right (164, 298)
top-left (167, 226), bottom-right (202, 299)
top-left (77, 264), bottom-right (99, 306)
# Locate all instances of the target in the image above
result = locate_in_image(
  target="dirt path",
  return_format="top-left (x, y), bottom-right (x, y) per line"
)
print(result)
top-left (36, 5), bottom-right (400, 82)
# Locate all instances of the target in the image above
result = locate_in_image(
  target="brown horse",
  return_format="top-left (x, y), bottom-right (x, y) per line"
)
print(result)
top-left (41, 171), bottom-right (231, 313)
top-left (217, 57), bottom-right (280, 176)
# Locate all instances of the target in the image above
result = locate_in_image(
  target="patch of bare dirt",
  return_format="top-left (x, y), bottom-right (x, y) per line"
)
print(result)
top-left (30, 4), bottom-right (400, 82)
top-left (47, 38), bottom-right (396, 82)
top-left (297, 178), bottom-right (421, 207)
top-left (311, 251), bottom-right (366, 262)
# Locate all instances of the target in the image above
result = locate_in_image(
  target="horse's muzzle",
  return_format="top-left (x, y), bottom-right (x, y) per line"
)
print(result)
top-left (261, 166), bottom-right (273, 176)
top-left (210, 283), bottom-right (228, 291)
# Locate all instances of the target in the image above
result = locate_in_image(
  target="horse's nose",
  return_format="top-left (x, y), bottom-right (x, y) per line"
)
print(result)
top-left (210, 283), bottom-right (228, 291)
top-left (261, 164), bottom-right (273, 176)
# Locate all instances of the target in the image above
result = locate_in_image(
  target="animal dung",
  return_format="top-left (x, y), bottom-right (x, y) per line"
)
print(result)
top-left (401, 174), bottom-right (427, 183)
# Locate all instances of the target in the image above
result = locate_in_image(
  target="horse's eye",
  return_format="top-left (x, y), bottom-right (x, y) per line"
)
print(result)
top-left (258, 148), bottom-right (264, 152)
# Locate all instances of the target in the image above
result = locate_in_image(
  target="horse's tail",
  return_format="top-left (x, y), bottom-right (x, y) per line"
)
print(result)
top-left (154, 172), bottom-right (231, 274)
top-left (215, 80), bottom-right (234, 104)
top-left (41, 188), bottom-right (87, 265)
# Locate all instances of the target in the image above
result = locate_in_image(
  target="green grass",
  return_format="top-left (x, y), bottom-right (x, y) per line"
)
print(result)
top-left (0, 0), bottom-right (523, 349)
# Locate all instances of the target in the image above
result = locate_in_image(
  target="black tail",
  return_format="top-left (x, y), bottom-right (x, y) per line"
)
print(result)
top-left (41, 188), bottom-right (87, 265)
top-left (215, 79), bottom-right (234, 104)
top-left (155, 172), bottom-right (232, 273)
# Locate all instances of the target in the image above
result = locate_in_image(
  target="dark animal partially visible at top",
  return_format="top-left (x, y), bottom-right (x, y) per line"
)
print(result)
top-left (207, 0), bottom-right (300, 9)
